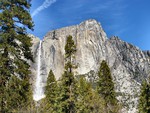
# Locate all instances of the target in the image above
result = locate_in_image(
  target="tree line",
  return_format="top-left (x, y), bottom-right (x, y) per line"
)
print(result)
top-left (0, 0), bottom-right (150, 113)
top-left (41, 35), bottom-right (120, 113)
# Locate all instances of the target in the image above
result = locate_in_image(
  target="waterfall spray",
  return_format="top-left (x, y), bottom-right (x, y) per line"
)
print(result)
top-left (33, 40), bottom-right (45, 101)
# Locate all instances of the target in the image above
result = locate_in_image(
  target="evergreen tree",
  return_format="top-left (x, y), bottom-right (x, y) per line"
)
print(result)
top-left (97, 60), bottom-right (119, 113)
top-left (0, 0), bottom-right (33, 112)
top-left (44, 70), bottom-right (59, 112)
top-left (138, 78), bottom-right (150, 113)
top-left (76, 76), bottom-right (105, 113)
top-left (7, 75), bottom-right (32, 112)
top-left (59, 35), bottom-right (77, 113)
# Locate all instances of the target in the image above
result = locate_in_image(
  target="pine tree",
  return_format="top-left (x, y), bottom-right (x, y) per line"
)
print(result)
top-left (138, 78), bottom-right (150, 113)
top-left (76, 76), bottom-right (105, 113)
top-left (97, 60), bottom-right (119, 113)
top-left (59, 35), bottom-right (77, 113)
top-left (46, 70), bottom-right (57, 103)
top-left (44, 70), bottom-right (58, 112)
top-left (7, 75), bottom-right (32, 112)
top-left (0, 0), bottom-right (33, 112)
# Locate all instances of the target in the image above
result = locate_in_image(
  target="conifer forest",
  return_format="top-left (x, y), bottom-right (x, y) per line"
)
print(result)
top-left (0, 1), bottom-right (150, 113)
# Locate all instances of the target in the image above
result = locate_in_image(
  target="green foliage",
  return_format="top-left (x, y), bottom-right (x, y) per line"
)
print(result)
top-left (44, 70), bottom-right (59, 112)
top-left (97, 60), bottom-right (119, 113)
top-left (42, 37), bottom-right (121, 113)
top-left (76, 76), bottom-right (105, 113)
top-left (45, 70), bottom-right (57, 100)
top-left (138, 78), bottom-right (150, 113)
top-left (7, 76), bottom-right (32, 112)
top-left (64, 35), bottom-right (77, 73)
top-left (0, 1), bottom-right (123, 112)
top-left (0, 0), bottom-right (34, 112)
top-left (65, 35), bottom-right (76, 60)
top-left (57, 35), bottom-right (77, 113)
top-left (0, 0), bottom-right (34, 77)
top-left (59, 72), bottom-right (77, 113)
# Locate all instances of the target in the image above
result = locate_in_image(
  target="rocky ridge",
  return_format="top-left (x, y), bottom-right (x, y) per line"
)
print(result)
top-left (30, 19), bottom-right (150, 113)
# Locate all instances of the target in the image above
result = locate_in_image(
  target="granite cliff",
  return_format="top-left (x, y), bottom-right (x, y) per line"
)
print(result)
top-left (30, 19), bottom-right (150, 113)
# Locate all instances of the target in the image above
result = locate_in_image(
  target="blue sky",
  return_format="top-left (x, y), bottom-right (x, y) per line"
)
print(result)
top-left (29, 0), bottom-right (150, 50)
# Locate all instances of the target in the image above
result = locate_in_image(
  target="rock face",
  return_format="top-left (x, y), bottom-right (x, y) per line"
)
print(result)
top-left (30, 19), bottom-right (150, 113)
top-left (42, 19), bottom-right (107, 79)
top-left (28, 34), bottom-right (40, 82)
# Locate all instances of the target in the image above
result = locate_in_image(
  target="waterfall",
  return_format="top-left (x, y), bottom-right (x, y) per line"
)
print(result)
top-left (33, 40), bottom-right (45, 101)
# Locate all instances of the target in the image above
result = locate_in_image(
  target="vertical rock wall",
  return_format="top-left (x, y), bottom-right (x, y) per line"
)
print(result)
top-left (30, 19), bottom-right (150, 113)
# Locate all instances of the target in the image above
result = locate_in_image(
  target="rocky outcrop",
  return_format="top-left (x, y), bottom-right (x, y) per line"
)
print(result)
top-left (107, 37), bottom-right (150, 112)
top-left (30, 19), bottom-right (150, 113)
top-left (143, 50), bottom-right (150, 59)
top-left (41, 19), bottom-right (107, 79)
